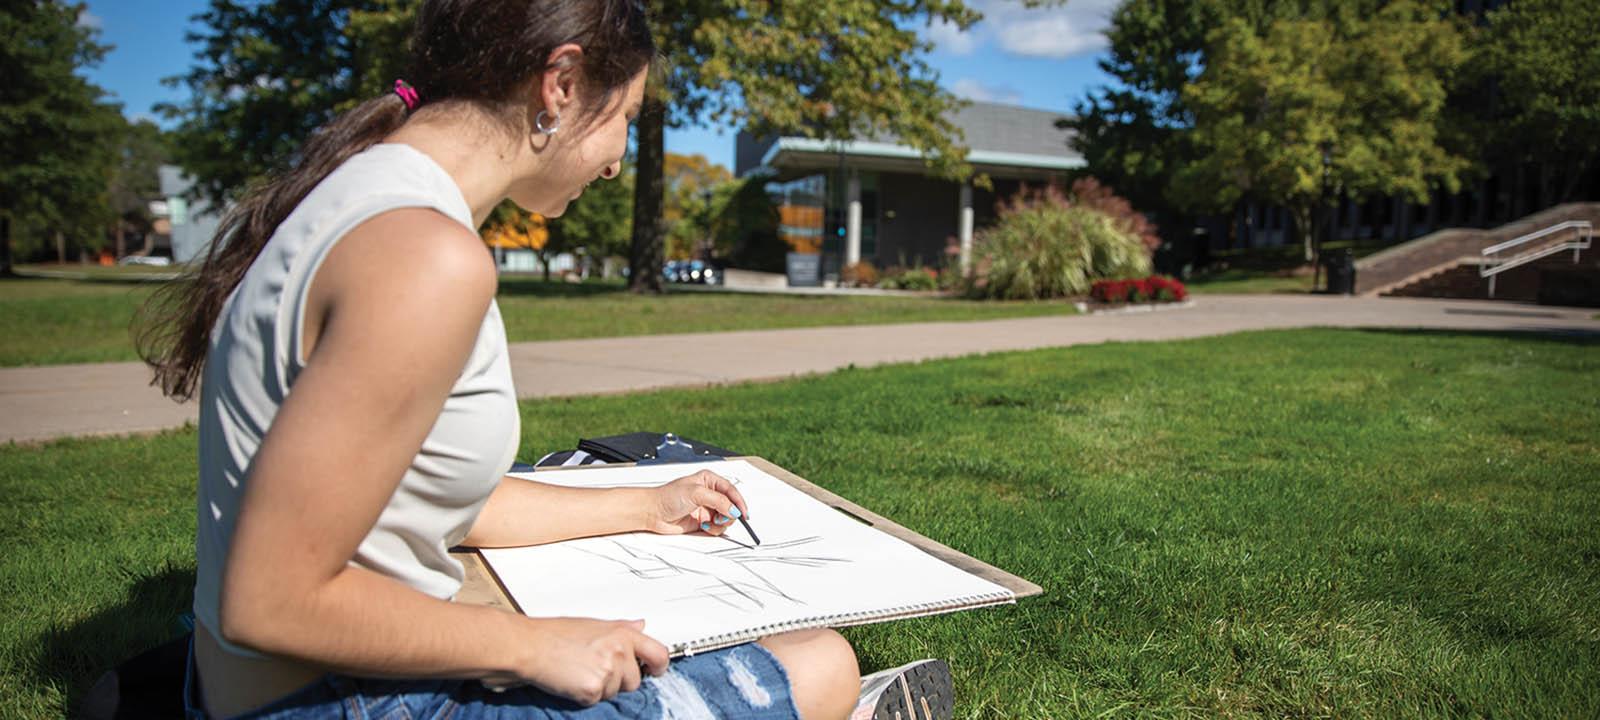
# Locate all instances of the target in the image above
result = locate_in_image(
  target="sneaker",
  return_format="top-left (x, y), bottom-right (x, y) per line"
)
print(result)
top-left (850, 658), bottom-right (954, 720)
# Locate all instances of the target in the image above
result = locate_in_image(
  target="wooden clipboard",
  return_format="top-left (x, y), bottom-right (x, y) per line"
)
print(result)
top-left (450, 456), bottom-right (1043, 612)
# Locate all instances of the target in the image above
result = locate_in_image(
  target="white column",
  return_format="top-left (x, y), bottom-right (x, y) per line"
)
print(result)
top-left (958, 183), bottom-right (974, 273)
top-left (845, 171), bottom-right (862, 266)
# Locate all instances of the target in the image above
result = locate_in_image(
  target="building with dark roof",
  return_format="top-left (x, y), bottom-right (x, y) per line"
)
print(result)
top-left (735, 101), bottom-right (1081, 283)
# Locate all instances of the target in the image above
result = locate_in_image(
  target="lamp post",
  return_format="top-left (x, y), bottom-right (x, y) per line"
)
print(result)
top-left (1315, 142), bottom-right (1333, 292)
top-left (699, 187), bottom-right (715, 261)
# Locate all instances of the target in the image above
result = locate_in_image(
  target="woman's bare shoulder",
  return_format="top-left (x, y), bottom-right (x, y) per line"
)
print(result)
top-left (324, 207), bottom-right (497, 308)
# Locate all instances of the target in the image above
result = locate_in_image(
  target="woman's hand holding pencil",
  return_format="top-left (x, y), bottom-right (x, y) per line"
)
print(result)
top-left (644, 468), bottom-right (760, 545)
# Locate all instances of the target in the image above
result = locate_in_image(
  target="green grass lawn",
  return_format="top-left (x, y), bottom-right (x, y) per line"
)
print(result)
top-left (0, 273), bottom-right (1074, 367)
top-left (491, 277), bottom-right (1075, 343)
top-left (1184, 239), bottom-right (1395, 295)
top-left (1183, 268), bottom-right (1314, 295)
top-left (5, 328), bottom-right (1597, 716)
top-left (0, 276), bottom-right (163, 366)
top-left (14, 263), bottom-right (180, 281)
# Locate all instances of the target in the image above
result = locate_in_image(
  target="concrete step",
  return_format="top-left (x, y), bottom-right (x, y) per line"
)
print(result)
top-left (1380, 250), bottom-right (1597, 301)
top-left (1356, 203), bottom-right (1600, 295)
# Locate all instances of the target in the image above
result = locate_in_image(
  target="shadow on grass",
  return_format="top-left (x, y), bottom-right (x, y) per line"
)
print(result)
top-left (29, 563), bottom-right (194, 716)
top-left (9, 269), bottom-right (177, 287)
top-left (1209, 238), bottom-right (1392, 270)
top-left (495, 276), bottom-right (628, 298)
top-left (1353, 326), bottom-right (1600, 346)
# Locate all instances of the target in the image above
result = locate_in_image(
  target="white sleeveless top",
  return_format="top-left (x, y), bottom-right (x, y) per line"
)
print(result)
top-left (193, 143), bottom-right (520, 657)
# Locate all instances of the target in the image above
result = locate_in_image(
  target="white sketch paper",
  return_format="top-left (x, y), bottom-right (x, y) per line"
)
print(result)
top-left (478, 461), bottom-right (1014, 655)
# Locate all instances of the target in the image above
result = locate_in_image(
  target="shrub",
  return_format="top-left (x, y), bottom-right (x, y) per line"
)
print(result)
top-left (841, 261), bottom-right (879, 287)
top-left (966, 185), bottom-right (1152, 300)
top-left (878, 266), bottom-right (940, 291)
top-left (1090, 275), bottom-right (1188, 304)
top-left (936, 266), bottom-right (964, 292)
top-left (1069, 177), bottom-right (1161, 253)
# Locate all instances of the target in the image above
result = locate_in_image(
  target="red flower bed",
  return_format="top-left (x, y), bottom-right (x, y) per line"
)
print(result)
top-left (1090, 275), bottom-right (1188, 304)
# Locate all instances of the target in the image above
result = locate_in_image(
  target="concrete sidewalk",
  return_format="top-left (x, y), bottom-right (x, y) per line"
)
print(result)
top-left (3, 294), bottom-right (1597, 444)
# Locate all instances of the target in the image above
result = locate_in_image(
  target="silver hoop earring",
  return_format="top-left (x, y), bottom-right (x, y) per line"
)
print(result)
top-left (535, 110), bottom-right (561, 135)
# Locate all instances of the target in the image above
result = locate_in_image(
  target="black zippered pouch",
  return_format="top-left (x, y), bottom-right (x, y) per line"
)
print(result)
top-left (576, 432), bottom-right (737, 463)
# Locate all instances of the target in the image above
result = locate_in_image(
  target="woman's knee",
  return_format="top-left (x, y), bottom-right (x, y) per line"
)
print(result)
top-left (760, 629), bottom-right (859, 719)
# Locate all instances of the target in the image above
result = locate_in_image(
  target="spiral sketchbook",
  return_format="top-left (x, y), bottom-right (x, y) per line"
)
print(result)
top-left (478, 459), bottom-right (1024, 657)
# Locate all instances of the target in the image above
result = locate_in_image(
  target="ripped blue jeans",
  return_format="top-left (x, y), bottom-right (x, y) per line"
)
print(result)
top-left (184, 642), bottom-right (800, 719)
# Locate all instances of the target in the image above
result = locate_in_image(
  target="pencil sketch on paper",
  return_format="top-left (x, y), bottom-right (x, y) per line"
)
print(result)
top-left (573, 536), bottom-right (850, 612)
top-left (483, 460), bottom-right (1016, 654)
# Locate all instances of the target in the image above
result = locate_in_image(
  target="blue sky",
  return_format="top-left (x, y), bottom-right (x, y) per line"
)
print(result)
top-left (78, 0), bottom-right (1118, 171)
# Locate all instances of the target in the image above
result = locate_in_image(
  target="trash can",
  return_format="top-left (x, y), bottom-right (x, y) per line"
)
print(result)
top-left (1324, 249), bottom-right (1355, 295)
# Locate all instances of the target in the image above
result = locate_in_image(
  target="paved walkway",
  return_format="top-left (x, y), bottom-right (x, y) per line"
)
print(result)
top-left (3, 294), bottom-right (1597, 444)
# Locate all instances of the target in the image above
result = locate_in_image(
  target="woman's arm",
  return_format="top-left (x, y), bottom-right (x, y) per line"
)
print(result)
top-left (461, 468), bottom-right (751, 548)
top-left (217, 209), bottom-right (666, 703)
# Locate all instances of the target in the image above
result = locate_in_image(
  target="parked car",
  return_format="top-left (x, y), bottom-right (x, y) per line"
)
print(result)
top-left (661, 260), bottom-right (721, 285)
top-left (118, 255), bottom-right (172, 267)
top-left (687, 260), bottom-right (720, 285)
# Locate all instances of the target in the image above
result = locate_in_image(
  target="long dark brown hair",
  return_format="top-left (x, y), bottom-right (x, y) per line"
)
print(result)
top-left (137, 0), bottom-right (653, 401)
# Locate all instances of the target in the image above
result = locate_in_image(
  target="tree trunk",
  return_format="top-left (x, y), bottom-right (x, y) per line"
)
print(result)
top-left (628, 91), bottom-right (667, 294)
top-left (541, 251), bottom-right (551, 282)
top-left (1538, 163), bottom-right (1552, 214)
top-left (56, 231), bottom-right (66, 265)
top-left (1512, 163), bottom-right (1525, 221)
top-left (1290, 202), bottom-right (1317, 291)
top-left (1560, 156), bottom-right (1589, 203)
top-left (1326, 201), bottom-right (1338, 251)
top-left (0, 213), bottom-right (13, 277)
top-left (1297, 204), bottom-right (1315, 264)
top-left (114, 221), bottom-right (126, 259)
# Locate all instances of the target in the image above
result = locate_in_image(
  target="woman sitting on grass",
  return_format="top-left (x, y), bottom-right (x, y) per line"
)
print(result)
top-left (132, 1), bottom-right (947, 717)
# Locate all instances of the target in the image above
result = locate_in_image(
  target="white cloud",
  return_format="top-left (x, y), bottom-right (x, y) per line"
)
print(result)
top-left (972, 0), bottom-right (1116, 60)
top-left (76, 9), bottom-right (102, 30)
top-left (952, 78), bottom-right (1022, 105)
top-left (926, 17), bottom-right (977, 56)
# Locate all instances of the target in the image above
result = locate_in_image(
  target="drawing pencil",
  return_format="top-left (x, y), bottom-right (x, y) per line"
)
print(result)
top-left (736, 515), bottom-right (761, 546)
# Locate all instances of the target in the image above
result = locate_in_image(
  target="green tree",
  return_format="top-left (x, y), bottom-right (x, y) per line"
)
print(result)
top-left (662, 153), bottom-right (733, 260)
top-left (161, 0), bottom-right (382, 205)
top-left (1067, 1), bottom-right (1299, 220)
top-left (548, 165), bottom-right (635, 269)
top-left (0, 0), bottom-right (123, 274)
top-left (108, 119), bottom-right (172, 257)
top-left (1483, 0), bottom-right (1600, 204)
top-left (161, 0), bottom-right (1066, 288)
top-left (715, 178), bottom-right (783, 272)
top-left (1177, 2), bottom-right (1470, 263)
top-left (1067, 0), bottom-right (1216, 217)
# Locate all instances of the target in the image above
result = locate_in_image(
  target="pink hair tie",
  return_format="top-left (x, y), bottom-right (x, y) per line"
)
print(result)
top-left (393, 79), bottom-right (421, 111)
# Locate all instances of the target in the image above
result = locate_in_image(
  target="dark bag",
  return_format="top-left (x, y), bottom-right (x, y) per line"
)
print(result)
top-left (77, 633), bottom-right (190, 719)
top-left (576, 432), bottom-right (737, 463)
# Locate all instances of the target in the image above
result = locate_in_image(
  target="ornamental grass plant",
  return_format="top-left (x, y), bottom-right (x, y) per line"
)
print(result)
top-left (966, 184), bottom-right (1152, 300)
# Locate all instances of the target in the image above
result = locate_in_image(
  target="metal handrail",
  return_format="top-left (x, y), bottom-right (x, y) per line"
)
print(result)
top-left (1481, 220), bottom-right (1592, 256)
top-left (1478, 220), bottom-right (1592, 297)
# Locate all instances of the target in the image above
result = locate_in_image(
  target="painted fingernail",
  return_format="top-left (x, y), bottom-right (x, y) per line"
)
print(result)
top-left (715, 516), bottom-right (731, 525)
top-left (699, 522), bottom-right (711, 531)
top-left (728, 506), bottom-right (742, 518)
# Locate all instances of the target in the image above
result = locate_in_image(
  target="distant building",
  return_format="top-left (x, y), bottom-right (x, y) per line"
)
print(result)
top-left (484, 217), bottom-right (581, 275)
top-left (157, 165), bottom-right (227, 263)
top-left (736, 102), bottom-right (1081, 281)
